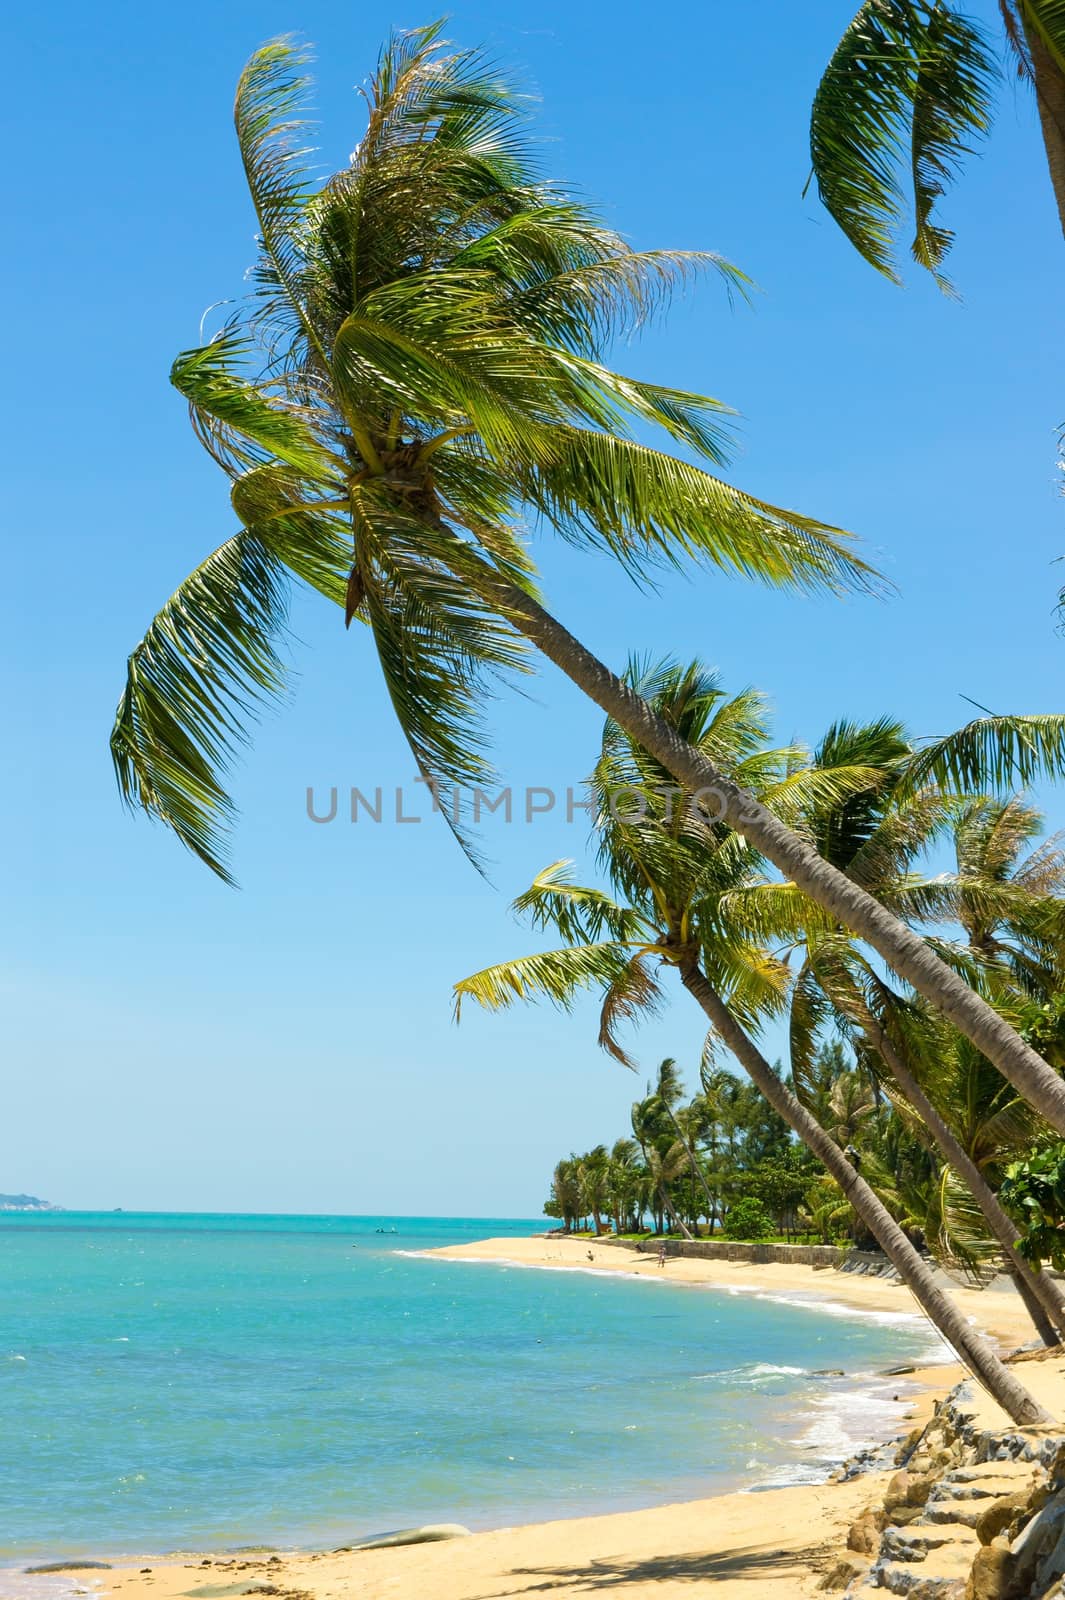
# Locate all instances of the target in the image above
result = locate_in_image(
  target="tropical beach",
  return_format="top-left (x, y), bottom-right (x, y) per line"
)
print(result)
top-left (9, 2), bottom-right (1065, 1598)
top-left (33, 1238), bottom-right (1060, 1600)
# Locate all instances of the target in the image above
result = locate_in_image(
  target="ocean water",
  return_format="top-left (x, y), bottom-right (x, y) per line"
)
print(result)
top-left (0, 1213), bottom-right (947, 1565)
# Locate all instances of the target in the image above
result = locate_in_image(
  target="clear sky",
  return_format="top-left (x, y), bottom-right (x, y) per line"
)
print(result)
top-left (3, 0), bottom-right (1062, 1216)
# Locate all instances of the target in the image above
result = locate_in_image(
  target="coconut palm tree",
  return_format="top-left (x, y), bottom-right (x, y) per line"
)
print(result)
top-left (453, 667), bottom-right (1049, 1422)
top-left (735, 720), bottom-right (1065, 1341)
top-left (605, 1139), bottom-right (642, 1233)
top-left (808, 1), bottom-right (1065, 286)
top-left (949, 797), bottom-right (1065, 993)
top-left (111, 26), bottom-right (1065, 1133)
top-left (576, 1145), bottom-right (611, 1236)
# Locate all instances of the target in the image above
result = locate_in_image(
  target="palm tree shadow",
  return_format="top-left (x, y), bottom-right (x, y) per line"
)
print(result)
top-left (481, 1539), bottom-right (834, 1593)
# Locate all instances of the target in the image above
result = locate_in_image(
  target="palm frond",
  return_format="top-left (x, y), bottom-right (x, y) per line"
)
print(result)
top-left (111, 535), bottom-right (290, 883)
top-left (809, 1), bottom-right (996, 284)
top-left (598, 953), bottom-right (667, 1068)
top-left (453, 941), bottom-right (632, 1018)
top-left (171, 329), bottom-right (341, 480)
top-left (233, 38), bottom-right (324, 360)
top-left (522, 425), bottom-right (884, 594)
top-left (1018, 0), bottom-right (1065, 74)
top-left (904, 713), bottom-right (1065, 796)
top-left (512, 860), bottom-right (650, 944)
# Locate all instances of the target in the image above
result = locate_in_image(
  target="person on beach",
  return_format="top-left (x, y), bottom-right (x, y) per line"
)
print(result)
top-left (657, 1245), bottom-right (667, 1268)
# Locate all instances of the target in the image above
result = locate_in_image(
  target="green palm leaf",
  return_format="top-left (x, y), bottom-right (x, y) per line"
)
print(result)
top-left (903, 713), bottom-right (1065, 795)
top-left (809, 1), bottom-right (996, 285)
top-left (111, 535), bottom-right (291, 883)
top-left (453, 942), bottom-right (633, 1018)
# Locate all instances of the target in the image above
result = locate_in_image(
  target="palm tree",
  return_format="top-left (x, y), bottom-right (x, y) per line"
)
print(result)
top-left (736, 719), bottom-right (1065, 1341)
top-left (576, 1145), bottom-right (611, 1236)
top-left (453, 667), bottom-right (1049, 1423)
top-left (949, 796), bottom-right (1065, 992)
top-left (630, 1090), bottom-right (694, 1237)
top-left (808, 1), bottom-right (1065, 286)
top-left (111, 27), bottom-right (1065, 1133)
top-left (605, 1138), bottom-right (642, 1233)
top-left (548, 1158), bottom-right (581, 1232)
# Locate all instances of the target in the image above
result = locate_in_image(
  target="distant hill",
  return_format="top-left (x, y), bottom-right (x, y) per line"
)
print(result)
top-left (0, 1194), bottom-right (60, 1211)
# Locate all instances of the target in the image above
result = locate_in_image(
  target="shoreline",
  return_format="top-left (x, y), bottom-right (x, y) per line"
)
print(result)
top-left (418, 1234), bottom-right (1037, 1350)
top-left (15, 1240), bottom-right (1040, 1600)
top-left (32, 1477), bottom-right (899, 1600)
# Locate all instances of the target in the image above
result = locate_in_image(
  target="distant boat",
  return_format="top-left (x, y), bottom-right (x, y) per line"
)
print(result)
top-left (374, 1226), bottom-right (398, 1234)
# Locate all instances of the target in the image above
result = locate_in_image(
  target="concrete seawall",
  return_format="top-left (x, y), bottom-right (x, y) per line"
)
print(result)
top-left (603, 1236), bottom-right (873, 1270)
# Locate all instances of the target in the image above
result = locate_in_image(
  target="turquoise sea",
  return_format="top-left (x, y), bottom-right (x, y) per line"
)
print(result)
top-left (1, 1213), bottom-right (947, 1566)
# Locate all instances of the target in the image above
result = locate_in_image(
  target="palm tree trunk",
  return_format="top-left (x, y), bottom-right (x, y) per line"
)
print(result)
top-left (858, 1016), bottom-right (1065, 1344)
top-left (1023, 11), bottom-right (1065, 239)
top-left (660, 1185), bottom-right (694, 1239)
top-left (676, 958), bottom-right (1051, 1425)
top-left (664, 1103), bottom-right (719, 1221)
top-left (1006, 1258), bottom-right (1061, 1348)
top-left (464, 558), bottom-right (1065, 1135)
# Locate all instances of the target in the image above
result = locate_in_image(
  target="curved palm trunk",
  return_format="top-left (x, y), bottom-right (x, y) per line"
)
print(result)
top-left (1023, 13), bottom-right (1065, 240)
top-left (664, 1103), bottom-right (717, 1226)
top-left (468, 560), bottom-right (1065, 1135)
top-left (1006, 1259), bottom-right (1061, 1348)
top-left (660, 1184), bottom-right (694, 1239)
top-left (859, 1017), bottom-right (1065, 1344)
top-left (675, 959), bottom-right (1051, 1425)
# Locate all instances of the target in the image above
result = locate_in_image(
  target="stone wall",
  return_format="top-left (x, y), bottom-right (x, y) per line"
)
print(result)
top-left (604, 1236), bottom-right (849, 1268)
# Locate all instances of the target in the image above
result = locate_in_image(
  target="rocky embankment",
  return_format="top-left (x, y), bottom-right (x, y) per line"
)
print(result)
top-left (827, 1356), bottom-right (1065, 1598)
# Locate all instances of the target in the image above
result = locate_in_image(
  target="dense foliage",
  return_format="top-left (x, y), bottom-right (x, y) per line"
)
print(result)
top-left (542, 1048), bottom-right (944, 1246)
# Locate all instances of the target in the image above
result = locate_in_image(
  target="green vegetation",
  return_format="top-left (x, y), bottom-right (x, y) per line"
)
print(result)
top-left (112, 25), bottom-right (1065, 1138)
top-left (1002, 1146), bottom-right (1065, 1271)
top-left (809, 1), bottom-right (1065, 287)
top-left (457, 660), bottom-right (1065, 1423)
top-left (111, 21), bottom-right (1065, 1430)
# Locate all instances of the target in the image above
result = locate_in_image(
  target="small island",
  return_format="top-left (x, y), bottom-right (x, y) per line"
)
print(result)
top-left (0, 1193), bottom-right (59, 1212)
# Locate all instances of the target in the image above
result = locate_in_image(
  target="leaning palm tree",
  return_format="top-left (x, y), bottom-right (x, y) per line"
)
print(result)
top-left (808, 1), bottom-right (1065, 285)
top-left (453, 667), bottom-right (1048, 1422)
top-left (735, 719), bottom-right (1065, 1341)
top-left (111, 26), bottom-right (1065, 1133)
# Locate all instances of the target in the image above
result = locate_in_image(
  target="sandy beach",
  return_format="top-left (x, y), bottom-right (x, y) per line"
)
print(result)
top-left (424, 1233), bottom-right (1037, 1350)
top-left (48, 1238), bottom-right (1057, 1600)
top-left (91, 1474), bottom-right (891, 1600)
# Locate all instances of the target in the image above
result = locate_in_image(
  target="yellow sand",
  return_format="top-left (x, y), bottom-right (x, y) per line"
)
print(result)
top-left (89, 1477), bottom-right (889, 1600)
top-left (58, 1240), bottom-right (1055, 1600)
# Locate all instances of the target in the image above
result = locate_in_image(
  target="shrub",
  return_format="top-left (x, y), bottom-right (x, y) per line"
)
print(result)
top-left (721, 1196), bottom-right (774, 1241)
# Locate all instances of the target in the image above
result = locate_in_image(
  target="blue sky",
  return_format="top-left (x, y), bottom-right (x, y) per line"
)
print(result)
top-left (3, 0), bottom-right (1062, 1215)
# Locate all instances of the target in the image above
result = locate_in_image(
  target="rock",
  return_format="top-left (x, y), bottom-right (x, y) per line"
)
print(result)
top-left (892, 1504), bottom-right (930, 1526)
top-left (848, 1509), bottom-right (886, 1554)
top-left (25, 1562), bottom-right (112, 1574)
top-left (886, 1470), bottom-right (938, 1512)
top-left (879, 1551), bottom-right (971, 1596)
top-left (924, 1499), bottom-right (988, 1530)
top-left (1010, 1488), bottom-right (1065, 1596)
top-left (975, 1484), bottom-right (1049, 1545)
top-left (344, 1524), bottom-right (471, 1552)
top-left (883, 1521), bottom-right (979, 1561)
top-left (812, 1368), bottom-right (846, 1377)
top-left (883, 1365), bottom-right (918, 1376)
top-left (965, 1537), bottom-right (1014, 1600)
top-left (817, 1551), bottom-right (870, 1589)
